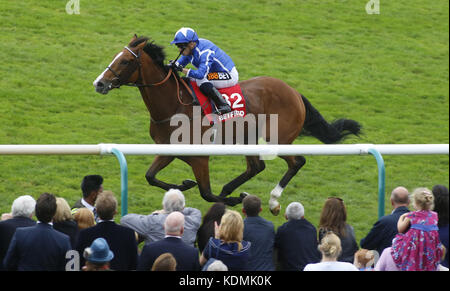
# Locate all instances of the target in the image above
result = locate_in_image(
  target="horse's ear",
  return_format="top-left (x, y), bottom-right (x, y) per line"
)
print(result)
top-left (130, 34), bottom-right (138, 43)
top-left (135, 38), bottom-right (148, 49)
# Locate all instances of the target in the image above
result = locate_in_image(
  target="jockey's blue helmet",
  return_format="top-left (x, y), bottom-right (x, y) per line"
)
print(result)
top-left (170, 27), bottom-right (199, 44)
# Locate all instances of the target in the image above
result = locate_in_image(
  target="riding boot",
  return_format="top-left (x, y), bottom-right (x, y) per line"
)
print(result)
top-left (199, 82), bottom-right (232, 115)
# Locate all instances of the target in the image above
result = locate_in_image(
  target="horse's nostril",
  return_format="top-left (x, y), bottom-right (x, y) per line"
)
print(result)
top-left (96, 81), bottom-right (104, 88)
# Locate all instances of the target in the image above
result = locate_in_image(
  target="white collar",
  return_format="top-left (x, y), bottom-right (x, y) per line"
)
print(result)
top-left (98, 219), bottom-right (114, 223)
top-left (165, 235), bottom-right (182, 239)
top-left (37, 221), bottom-right (53, 226)
top-left (81, 198), bottom-right (95, 211)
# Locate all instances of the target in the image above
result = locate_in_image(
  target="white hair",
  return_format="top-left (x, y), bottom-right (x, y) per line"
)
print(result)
top-left (206, 260), bottom-right (228, 271)
top-left (285, 202), bottom-right (304, 220)
top-left (11, 195), bottom-right (36, 218)
top-left (162, 189), bottom-right (185, 212)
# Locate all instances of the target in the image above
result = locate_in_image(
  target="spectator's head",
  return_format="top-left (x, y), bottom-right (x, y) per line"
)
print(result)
top-left (95, 191), bottom-right (117, 221)
top-left (319, 197), bottom-right (347, 237)
top-left (432, 184), bottom-right (449, 227)
top-left (218, 210), bottom-right (244, 245)
top-left (318, 231), bottom-right (342, 260)
top-left (412, 187), bottom-right (434, 211)
top-left (35, 193), bottom-right (57, 223)
top-left (164, 211), bottom-right (184, 236)
top-left (151, 253), bottom-right (177, 271)
top-left (203, 202), bottom-right (226, 224)
top-left (53, 197), bottom-right (73, 223)
top-left (284, 202), bottom-right (305, 221)
top-left (242, 195), bottom-right (262, 217)
top-left (162, 189), bottom-right (185, 213)
top-left (73, 208), bottom-right (96, 230)
top-left (206, 259), bottom-right (228, 271)
top-left (354, 249), bottom-right (376, 270)
top-left (81, 175), bottom-right (103, 202)
top-left (11, 195), bottom-right (36, 218)
top-left (390, 186), bottom-right (410, 208)
top-left (83, 237), bottom-right (114, 271)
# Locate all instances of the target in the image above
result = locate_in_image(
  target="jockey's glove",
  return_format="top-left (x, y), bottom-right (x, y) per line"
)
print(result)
top-left (168, 60), bottom-right (184, 72)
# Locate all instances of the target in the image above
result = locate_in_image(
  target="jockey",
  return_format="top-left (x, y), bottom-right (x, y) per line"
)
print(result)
top-left (170, 27), bottom-right (237, 115)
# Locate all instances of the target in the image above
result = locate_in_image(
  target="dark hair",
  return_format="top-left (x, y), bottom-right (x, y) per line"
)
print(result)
top-left (202, 202), bottom-right (226, 224)
top-left (81, 175), bottom-right (103, 198)
top-left (35, 193), bottom-right (57, 223)
top-left (243, 195), bottom-right (261, 217)
top-left (432, 184), bottom-right (449, 227)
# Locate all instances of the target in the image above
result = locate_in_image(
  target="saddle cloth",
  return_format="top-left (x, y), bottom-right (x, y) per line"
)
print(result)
top-left (190, 81), bottom-right (247, 124)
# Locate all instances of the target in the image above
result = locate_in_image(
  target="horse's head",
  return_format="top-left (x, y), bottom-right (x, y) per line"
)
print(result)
top-left (93, 35), bottom-right (147, 94)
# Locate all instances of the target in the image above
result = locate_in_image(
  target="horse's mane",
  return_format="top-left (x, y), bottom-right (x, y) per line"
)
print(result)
top-left (129, 36), bottom-right (168, 72)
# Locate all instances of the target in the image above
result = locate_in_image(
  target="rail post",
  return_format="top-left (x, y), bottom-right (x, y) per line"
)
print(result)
top-left (110, 148), bottom-right (128, 216)
top-left (368, 148), bottom-right (386, 218)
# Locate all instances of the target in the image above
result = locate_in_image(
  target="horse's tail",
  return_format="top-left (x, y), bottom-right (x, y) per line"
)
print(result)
top-left (300, 94), bottom-right (362, 144)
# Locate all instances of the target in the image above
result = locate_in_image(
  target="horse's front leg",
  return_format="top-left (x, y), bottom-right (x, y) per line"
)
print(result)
top-left (145, 155), bottom-right (197, 191)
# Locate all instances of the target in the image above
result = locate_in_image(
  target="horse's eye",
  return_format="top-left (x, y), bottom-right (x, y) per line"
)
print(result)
top-left (121, 60), bottom-right (130, 65)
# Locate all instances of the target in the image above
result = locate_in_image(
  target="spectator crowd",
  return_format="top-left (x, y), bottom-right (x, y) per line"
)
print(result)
top-left (0, 174), bottom-right (448, 271)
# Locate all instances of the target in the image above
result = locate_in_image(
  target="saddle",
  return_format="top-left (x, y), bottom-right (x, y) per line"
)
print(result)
top-left (188, 81), bottom-right (248, 124)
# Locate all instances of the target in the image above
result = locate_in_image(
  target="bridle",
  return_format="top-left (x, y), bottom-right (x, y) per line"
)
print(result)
top-left (107, 46), bottom-right (170, 89)
top-left (107, 46), bottom-right (193, 108)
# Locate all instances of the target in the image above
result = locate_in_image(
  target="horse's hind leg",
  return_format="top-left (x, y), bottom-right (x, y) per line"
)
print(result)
top-left (187, 156), bottom-right (246, 206)
top-left (269, 155), bottom-right (306, 215)
top-left (219, 156), bottom-right (266, 198)
top-left (145, 155), bottom-right (197, 191)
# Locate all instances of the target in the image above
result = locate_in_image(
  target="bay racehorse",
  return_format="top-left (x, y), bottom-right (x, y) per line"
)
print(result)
top-left (93, 35), bottom-right (361, 214)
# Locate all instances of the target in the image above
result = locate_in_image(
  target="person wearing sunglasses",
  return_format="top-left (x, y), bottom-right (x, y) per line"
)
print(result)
top-left (169, 27), bottom-right (236, 115)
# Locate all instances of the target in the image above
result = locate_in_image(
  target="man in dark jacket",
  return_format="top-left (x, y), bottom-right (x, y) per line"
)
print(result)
top-left (242, 195), bottom-right (276, 271)
top-left (3, 193), bottom-right (71, 271)
top-left (137, 211), bottom-right (200, 271)
top-left (360, 186), bottom-right (410, 255)
top-left (275, 202), bottom-right (321, 271)
top-left (75, 191), bottom-right (138, 271)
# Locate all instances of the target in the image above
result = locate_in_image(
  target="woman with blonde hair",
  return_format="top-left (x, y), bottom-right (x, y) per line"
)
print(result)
top-left (200, 210), bottom-right (251, 271)
top-left (304, 232), bottom-right (358, 271)
top-left (53, 197), bottom-right (78, 247)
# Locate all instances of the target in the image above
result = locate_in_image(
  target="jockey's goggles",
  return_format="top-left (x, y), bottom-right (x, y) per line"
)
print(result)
top-left (176, 43), bottom-right (188, 50)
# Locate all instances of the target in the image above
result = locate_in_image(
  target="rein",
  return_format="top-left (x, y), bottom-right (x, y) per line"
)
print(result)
top-left (112, 46), bottom-right (194, 110)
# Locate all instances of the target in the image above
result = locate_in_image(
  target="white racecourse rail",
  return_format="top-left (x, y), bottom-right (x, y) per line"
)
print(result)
top-left (0, 143), bottom-right (447, 156)
top-left (0, 144), bottom-right (448, 218)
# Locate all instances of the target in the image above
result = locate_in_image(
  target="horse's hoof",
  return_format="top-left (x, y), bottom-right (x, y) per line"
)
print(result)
top-left (181, 179), bottom-right (197, 190)
top-left (270, 204), bottom-right (281, 216)
top-left (240, 192), bottom-right (249, 199)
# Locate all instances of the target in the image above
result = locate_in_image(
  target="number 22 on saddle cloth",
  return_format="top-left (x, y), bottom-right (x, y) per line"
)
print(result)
top-left (190, 81), bottom-right (248, 124)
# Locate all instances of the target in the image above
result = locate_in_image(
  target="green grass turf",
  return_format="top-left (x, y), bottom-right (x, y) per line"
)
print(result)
top-left (0, 0), bottom-right (448, 243)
